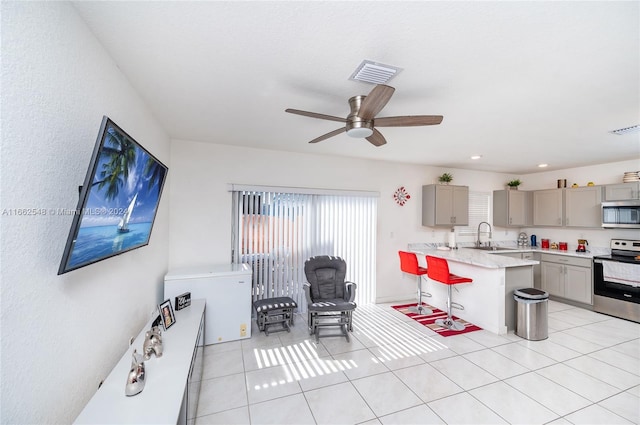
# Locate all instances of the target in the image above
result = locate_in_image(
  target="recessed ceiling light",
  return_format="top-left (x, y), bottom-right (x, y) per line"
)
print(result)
top-left (538, 163), bottom-right (549, 168)
top-left (610, 124), bottom-right (640, 135)
top-left (470, 155), bottom-right (482, 160)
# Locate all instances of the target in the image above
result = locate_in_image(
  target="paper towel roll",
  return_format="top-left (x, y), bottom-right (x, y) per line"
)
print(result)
top-left (448, 231), bottom-right (456, 248)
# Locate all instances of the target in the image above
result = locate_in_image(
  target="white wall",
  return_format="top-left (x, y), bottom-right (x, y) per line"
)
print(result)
top-left (521, 159), bottom-right (640, 191)
top-left (170, 141), bottom-right (639, 306)
top-left (520, 159), bottom-right (640, 250)
top-left (1, 3), bottom-right (170, 423)
top-left (169, 140), bottom-right (518, 303)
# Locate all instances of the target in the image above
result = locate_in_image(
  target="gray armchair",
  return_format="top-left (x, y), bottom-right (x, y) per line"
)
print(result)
top-left (303, 255), bottom-right (357, 342)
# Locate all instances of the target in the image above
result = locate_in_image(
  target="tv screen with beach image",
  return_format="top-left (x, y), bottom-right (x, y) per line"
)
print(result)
top-left (58, 117), bottom-right (167, 274)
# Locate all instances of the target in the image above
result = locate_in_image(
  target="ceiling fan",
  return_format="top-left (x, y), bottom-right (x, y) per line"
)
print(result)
top-left (285, 84), bottom-right (443, 147)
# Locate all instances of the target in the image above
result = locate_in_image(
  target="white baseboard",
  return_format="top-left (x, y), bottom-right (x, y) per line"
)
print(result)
top-left (375, 295), bottom-right (416, 304)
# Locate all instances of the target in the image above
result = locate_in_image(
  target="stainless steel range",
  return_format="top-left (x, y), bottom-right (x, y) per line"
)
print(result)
top-left (593, 239), bottom-right (640, 322)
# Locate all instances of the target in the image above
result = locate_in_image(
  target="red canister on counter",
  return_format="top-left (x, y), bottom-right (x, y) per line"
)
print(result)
top-left (541, 239), bottom-right (550, 249)
top-left (559, 242), bottom-right (568, 251)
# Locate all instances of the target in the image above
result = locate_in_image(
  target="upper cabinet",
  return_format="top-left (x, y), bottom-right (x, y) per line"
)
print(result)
top-left (533, 189), bottom-right (564, 226)
top-left (532, 186), bottom-right (602, 228)
top-left (493, 189), bottom-right (532, 227)
top-left (422, 184), bottom-right (469, 227)
top-left (604, 182), bottom-right (640, 200)
top-left (564, 186), bottom-right (602, 227)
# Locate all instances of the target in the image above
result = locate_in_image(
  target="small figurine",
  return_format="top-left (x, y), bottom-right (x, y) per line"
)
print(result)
top-left (125, 350), bottom-right (145, 396)
top-left (143, 326), bottom-right (163, 360)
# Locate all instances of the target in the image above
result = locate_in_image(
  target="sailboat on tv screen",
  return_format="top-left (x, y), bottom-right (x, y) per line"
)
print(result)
top-left (117, 193), bottom-right (138, 233)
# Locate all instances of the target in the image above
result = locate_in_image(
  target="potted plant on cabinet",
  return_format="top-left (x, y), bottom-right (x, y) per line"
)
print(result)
top-left (507, 179), bottom-right (522, 190)
top-left (438, 173), bottom-right (453, 184)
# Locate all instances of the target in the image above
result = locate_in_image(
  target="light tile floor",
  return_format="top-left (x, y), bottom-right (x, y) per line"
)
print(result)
top-left (193, 300), bottom-right (640, 424)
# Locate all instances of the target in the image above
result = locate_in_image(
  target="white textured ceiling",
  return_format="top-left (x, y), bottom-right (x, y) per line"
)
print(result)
top-left (73, 1), bottom-right (639, 174)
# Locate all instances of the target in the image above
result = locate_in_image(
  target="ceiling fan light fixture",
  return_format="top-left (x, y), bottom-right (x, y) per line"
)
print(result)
top-left (346, 127), bottom-right (374, 138)
top-left (346, 117), bottom-right (374, 138)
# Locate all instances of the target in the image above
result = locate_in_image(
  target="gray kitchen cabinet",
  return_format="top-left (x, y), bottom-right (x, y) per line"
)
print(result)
top-left (523, 252), bottom-right (541, 289)
top-left (422, 184), bottom-right (469, 227)
top-left (604, 182), bottom-right (640, 200)
top-left (493, 189), bottom-right (532, 227)
top-left (541, 261), bottom-right (564, 297)
top-left (540, 253), bottom-right (592, 305)
top-left (564, 265), bottom-right (593, 304)
top-left (533, 189), bottom-right (564, 226)
top-left (564, 186), bottom-right (602, 227)
top-left (497, 251), bottom-right (541, 288)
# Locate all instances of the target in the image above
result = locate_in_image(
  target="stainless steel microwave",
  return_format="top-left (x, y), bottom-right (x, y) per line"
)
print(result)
top-left (602, 200), bottom-right (640, 228)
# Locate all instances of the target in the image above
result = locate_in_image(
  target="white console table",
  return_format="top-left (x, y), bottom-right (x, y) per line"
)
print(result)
top-left (75, 299), bottom-right (205, 424)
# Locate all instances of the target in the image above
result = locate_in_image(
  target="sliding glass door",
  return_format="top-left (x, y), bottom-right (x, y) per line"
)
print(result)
top-left (231, 189), bottom-right (377, 312)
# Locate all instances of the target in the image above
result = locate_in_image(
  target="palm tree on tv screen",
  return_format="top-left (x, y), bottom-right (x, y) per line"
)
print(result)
top-left (143, 157), bottom-right (165, 193)
top-left (92, 128), bottom-right (136, 201)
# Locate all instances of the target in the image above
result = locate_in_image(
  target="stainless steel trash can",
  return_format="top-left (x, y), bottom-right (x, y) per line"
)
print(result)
top-left (514, 288), bottom-right (549, 341)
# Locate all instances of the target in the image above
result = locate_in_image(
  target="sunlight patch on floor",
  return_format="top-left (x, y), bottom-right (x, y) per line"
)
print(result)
top-left (249, 304), bottom-right (450, 391)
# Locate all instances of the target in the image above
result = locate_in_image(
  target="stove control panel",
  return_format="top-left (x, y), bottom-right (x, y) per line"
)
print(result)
top-left (610, 239), bottom-right (640, 253)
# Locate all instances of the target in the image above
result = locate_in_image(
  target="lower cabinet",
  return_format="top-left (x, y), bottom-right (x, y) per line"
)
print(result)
top-left (540, 254), bottom-right (592, 305)
top-left (522, 252), bottom-right (541, 289)
top-left (75, 300), bottom-right (206, 425)
top-left (497, 251), bottom-right (541, 288)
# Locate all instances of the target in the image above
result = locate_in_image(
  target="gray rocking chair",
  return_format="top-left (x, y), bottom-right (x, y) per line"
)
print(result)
top-left (303, 255), bottom-right (357, 342)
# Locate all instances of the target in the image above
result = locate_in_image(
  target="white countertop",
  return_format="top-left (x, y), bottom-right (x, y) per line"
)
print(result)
top-left (411, 247), bottom-right (537, 269)
top-left (409, 243), bottom-right (604, 269)
top-left (481, 246), bottom-right (598, 259)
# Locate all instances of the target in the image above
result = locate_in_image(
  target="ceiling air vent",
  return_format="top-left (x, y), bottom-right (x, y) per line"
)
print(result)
top-left (349, 60), bottom-right (402, 85)
top-left (610, 124), bottom-right (640, 135)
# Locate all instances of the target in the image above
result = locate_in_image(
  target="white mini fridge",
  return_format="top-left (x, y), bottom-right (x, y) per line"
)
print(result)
top-left (164, 263), bottom-right (252, 345)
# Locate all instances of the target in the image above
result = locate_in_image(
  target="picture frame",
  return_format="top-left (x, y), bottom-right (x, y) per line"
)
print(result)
top-left (159, 299), bottom-right (176, 331)
top-left (174, 292), bottom-right (191, 311)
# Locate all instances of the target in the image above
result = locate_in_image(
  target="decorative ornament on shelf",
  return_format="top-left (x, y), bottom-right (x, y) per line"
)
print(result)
top-left (125, 350), bottom-right (146, 397)
top-left (507, 179), bottom-right (522, 190)
top-left (143, 326), bottom-right (163, 360)
top-left (438, 173), bottom-right (453, 184)
top-left (393, 186), bottom-right (411, 206)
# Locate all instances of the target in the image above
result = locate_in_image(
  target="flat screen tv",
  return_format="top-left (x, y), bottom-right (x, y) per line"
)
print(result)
top-left (58, 116), bottom-right (168, 275)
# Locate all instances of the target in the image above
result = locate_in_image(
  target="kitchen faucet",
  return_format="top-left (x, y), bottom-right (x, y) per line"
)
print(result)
top-left (477, 221), bottom-right (492, 247)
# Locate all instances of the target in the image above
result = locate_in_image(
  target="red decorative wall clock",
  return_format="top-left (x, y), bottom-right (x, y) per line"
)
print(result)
top-left (393, 186), bottom-right (410, 206)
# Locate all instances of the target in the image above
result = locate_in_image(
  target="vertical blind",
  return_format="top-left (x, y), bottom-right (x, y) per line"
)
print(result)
top-left (231, 190), bottom-right (377, 312)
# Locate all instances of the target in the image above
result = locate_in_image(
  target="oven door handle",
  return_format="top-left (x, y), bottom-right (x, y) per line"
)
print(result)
top-left (593, 259), bottom-right (603, 264)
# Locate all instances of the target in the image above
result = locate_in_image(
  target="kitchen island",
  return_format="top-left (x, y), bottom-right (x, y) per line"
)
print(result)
top-left (409, 246), bottom-right (539, 335)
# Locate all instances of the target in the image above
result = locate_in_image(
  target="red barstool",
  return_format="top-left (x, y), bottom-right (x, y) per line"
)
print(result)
top-left (399, 251), bottom-right (432, 315)
top-left (425, 255), bottom-right (473, 331)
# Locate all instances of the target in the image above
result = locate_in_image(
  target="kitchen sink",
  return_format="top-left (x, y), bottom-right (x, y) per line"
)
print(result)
top-left (471, 246), bottom-right (515, 251)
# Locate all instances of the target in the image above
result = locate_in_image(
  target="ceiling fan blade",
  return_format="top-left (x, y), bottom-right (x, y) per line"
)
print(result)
top-left (366, 129), bottom-right (387, 147)
top-left (375, 115), bottom-right (443, 127)
top-left (358, 85), bottom-right (395, 120)
top-left (285, 109), bottom-right (346, 123)
top-left (309, 127), bottom-right (346, 144)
